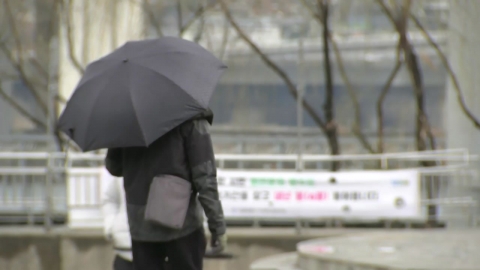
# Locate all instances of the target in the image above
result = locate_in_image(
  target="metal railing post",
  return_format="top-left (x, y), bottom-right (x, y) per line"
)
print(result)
top-left (44, 153), bottom-right (53, 232)
top-left (380, 156), bottom-right (388, 169)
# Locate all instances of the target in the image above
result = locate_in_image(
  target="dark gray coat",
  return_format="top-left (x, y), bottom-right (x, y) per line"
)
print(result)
top-left (105, 111), bottom-right (226, 242)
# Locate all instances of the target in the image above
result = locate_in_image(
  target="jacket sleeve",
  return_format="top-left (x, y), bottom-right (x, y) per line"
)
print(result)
top-left (101, 177), bottom-right (120, 240)
top-left (105, 148), bottom-right (123, 177)
top-left (183, 119), bottom-right (226, 236)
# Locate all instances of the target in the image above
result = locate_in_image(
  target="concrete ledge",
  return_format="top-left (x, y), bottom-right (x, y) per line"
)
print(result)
top-left (296, 230), bottom-right (480, 270)
top-left (250, 252), bottom-right (299, 270)
top-left (0, 226), bottom-right (369, 239)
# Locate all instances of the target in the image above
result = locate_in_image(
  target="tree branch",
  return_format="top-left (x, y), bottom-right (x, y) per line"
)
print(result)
top-left (1, 0), bottom-right (48, 111)
top-left (410, 14), bottom-right (480, 129)
top-left (0, 83), bottom-right (46, 128)
top-left (64, 0), bottom-right (85, 75)
top-left (420, 112), bottom-right (436, 150)
top-left (299, 0), bottom-right (322, 22)
top-left (55, 94), bottom-right (67, 103)
top-left (377, 57), bottom-right (402, 153)
top-left (219, 0), bottom-right (328, 133)
top-left (400, 0), bottom-right (412, 30)
top-left (180, 1), bottom-right (217, 37)
top-left (3, 0), bottom-right (24, 65)
top-left (376, 0), bottom-right (400, 31)
top-left (143, 0), bottom-right (163, 37)
top-left (0, 43), bottom-right (49, 113)
top-left (176, 0), bottom-right (183, 36)
top-left (29, 58), bottom-right (49, 79)
top-left (218, 18), bottom-right (230, 60)
top-left (0, 71), bottom-right (20, 80)
top-left (331, 39), bottom-right (375, 153)
top-left (193, 14), bottom-right (205, 43)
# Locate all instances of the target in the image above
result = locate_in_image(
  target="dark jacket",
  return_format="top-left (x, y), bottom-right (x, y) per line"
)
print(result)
top-left (105, 111), bottom-right (225, 242)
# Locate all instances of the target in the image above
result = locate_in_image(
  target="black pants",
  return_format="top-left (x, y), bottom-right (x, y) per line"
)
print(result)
top-left (132, 228), bottom-right (207, 270)
top-left (114, 255), bottom-right (134, 270)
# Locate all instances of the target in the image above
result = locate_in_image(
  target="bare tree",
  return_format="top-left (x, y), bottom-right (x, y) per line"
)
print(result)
top-left (300, 0), bottom-right (376, 154)
top-left (218, 0), bottom-right (354, 170)
top-left (318, 0), bottom-right (340, 170)
top-left (410, 13), bottom-right (480, 130)
top-left (376, 0), bottom-right (440, 226)
top-left (376, 0), bottom-right (436, 153)
top-left (377, 44), bottom-right (403, 153)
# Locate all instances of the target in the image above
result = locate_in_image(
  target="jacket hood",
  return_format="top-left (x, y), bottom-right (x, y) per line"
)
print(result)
top-left (191, 109), bottom-right (214, 125)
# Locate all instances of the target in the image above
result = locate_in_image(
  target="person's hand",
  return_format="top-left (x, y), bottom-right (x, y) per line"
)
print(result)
top-left (210, 234), bottom-right (227, 254)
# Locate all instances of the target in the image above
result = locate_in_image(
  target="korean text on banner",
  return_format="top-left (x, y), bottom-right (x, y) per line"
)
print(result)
top-left (216, 170), bottom-right (422, 220)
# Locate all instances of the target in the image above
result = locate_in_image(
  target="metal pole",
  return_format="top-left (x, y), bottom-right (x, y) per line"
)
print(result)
top-left (44, 37), bottom-right (57, 232)
top-left (297, 36), bottom-right (305, 171)
top-left (44, 154), bottom-right (53, 231)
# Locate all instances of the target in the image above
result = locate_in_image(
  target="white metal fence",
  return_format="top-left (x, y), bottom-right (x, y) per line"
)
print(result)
top-left (0, 149), bottom-right (477, 229)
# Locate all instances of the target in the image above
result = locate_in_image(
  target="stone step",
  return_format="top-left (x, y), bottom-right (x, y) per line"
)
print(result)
top-left (250, 252), bottom-right (301, 270)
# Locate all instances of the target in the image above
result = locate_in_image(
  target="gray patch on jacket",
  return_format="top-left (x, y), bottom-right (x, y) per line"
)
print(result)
top-left (126, 197), bottom-right (204, 242)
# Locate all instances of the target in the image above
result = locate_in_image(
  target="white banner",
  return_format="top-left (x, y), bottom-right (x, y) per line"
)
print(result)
top-left (216, 169), bottom-right (422, 220)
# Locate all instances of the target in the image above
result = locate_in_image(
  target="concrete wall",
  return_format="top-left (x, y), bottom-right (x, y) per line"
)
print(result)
top-left (0, 228), bottom-right (352, 270)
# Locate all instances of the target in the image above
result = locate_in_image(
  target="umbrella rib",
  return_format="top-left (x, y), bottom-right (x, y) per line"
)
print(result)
top-left (75, 60), bottom-right (122, 90)
top-left (127, 73), bottom-right (148, 145)
top-left (82, 65), bottom-right (123, 150)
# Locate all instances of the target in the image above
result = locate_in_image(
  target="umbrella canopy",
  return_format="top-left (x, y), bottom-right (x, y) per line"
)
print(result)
top-left (58, 37), bottom-right (226, 152)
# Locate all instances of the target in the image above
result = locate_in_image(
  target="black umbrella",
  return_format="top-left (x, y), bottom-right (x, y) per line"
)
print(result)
top-left (58, 37), bottom-right (226, 152)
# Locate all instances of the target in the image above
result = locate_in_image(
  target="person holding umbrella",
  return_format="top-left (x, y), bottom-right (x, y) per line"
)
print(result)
top-left (58, 37), bottom-right (228, 270)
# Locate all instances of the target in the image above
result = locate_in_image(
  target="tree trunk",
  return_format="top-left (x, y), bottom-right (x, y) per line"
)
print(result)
top-left (300, 0), bottom-right (375, 154)
top-left (403, 35), bottom-right (438, 226)
top-left (376, 0), bottom-right (439, 225)
top-left (320, 0), bottom-right (340, 171)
